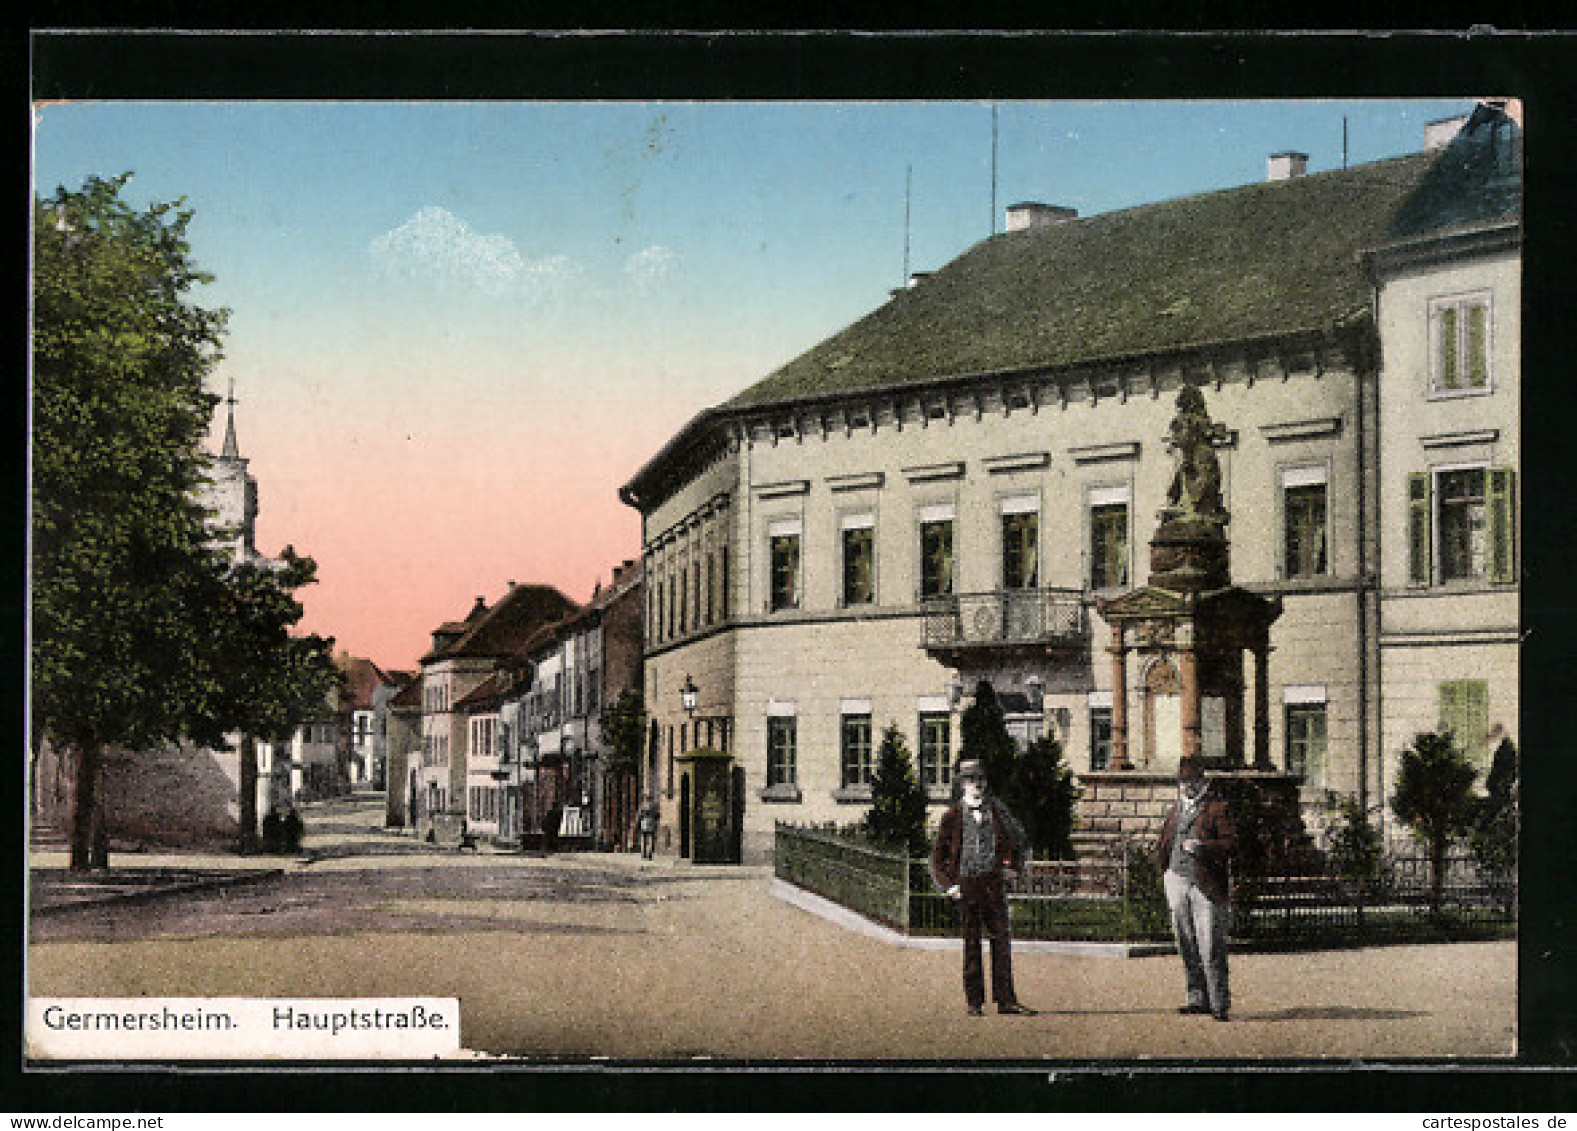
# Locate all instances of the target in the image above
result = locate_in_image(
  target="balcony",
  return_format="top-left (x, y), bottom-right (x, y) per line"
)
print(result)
top-left (921, 588), bottom-right (1088, 662)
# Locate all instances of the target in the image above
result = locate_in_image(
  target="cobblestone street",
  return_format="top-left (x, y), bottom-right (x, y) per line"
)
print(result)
top-left (28, 793), bottom-right (1517, 1062)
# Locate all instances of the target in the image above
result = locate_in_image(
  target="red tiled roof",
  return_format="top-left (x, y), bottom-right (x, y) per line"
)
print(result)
top-left (428, 583), bottom-right (579, 663)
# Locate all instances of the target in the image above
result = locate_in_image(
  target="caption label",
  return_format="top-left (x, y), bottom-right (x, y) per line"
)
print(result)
top-left (26, 998), bottom-right (462, 1060)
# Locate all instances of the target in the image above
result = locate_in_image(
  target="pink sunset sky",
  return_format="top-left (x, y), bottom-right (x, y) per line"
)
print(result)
top-left (35, 97), bottom-right (1478, 671)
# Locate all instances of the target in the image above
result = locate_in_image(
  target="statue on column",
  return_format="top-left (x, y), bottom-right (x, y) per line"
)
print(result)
top-left (1152, 384), bottom-right (1231, 592)
top-left (1162, 384), bottom-right (1227, 524)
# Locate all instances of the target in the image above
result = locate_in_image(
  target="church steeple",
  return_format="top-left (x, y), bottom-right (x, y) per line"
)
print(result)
top-left (220, 379), bottom-right (242, 461)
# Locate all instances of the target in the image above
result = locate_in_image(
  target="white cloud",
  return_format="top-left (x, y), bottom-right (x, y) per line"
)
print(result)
top-left (624, 244), bottom-right (680, 289)
top-left (370, 207), bottom-right (580, 297)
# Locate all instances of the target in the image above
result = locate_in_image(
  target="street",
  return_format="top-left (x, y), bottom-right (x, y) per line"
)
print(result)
top-left (28, 793), bottom-right (1516, 1062)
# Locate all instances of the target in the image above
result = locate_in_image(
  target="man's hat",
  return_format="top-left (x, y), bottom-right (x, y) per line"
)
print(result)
top-left (1178, 756), bottom-right (1205, 779)
top-left (956, 759), bottom-right (986, 781)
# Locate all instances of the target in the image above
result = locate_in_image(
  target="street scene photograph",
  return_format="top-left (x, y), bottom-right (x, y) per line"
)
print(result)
top-left (27, 37), bottom-right (1529, 1083)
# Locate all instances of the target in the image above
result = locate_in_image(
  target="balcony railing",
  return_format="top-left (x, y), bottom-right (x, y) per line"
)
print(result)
top-left (921, 588), bottom-right (1087, 651)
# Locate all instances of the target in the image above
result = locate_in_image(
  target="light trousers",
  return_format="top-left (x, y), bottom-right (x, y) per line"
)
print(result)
top-left (1164, 868), bottom-right (1231, 1013)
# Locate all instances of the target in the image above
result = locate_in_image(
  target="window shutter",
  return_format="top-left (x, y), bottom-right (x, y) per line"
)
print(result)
top-left (1439, 306), bottom-right (1460, 390)
top-left (1488, 467), bottom-right (1517, 584)
top-left (1467, 303), bottom-right (1489, 388)
top-left (1408, 473), bottom-right (1431, 585)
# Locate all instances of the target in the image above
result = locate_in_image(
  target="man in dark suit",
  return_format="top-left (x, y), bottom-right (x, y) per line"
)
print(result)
top-left (929, 759), bottom-right (1035, 1016)
top-left (1155, 756), bottom-right (1237, 1021)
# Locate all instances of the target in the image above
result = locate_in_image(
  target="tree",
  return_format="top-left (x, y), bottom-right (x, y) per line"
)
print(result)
top-left (1391, 731), bottom-right (1479, 911)
top-left (959, 680), bottom-right (1017, 797)
top-left (1008, 733), bottom-right (1079, 860)
top-left (33, 174), bottom-right (337, 869)
top-left (1324, 794), bottom-right (1387, 920)
top-left (600, 690), bottom-right (645, 849)
top-left (207, 549), bottom-right (342, 846)
top-left (601, 690), bottom-right (645, 775)
top-left (865, 723), bottom-right (928, 856)
top-left (1471, 737), bottom-right (1518, 908)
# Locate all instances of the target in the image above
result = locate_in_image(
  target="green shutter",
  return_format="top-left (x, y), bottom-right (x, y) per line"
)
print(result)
top-left (1488, 467), bottom-right (1517, 584)
top-left (1408, 473), bottom-right (1432, 585)
top-left (1467, 303), bottom-right (1489, 388)
top-left (1439, 306), bottom-right (1460, 390)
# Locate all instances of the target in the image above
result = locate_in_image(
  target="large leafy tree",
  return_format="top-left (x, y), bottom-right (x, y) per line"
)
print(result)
top-left (1391, 730), bottom-right (1479, 911)
top-left (209, 549), bottom-right (343, 845)
top-left (33, 174), bottom-right (336, 869)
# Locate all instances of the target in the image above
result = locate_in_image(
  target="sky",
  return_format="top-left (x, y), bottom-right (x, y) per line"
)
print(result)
top-left (30, 97), bottom-right (1480, 671)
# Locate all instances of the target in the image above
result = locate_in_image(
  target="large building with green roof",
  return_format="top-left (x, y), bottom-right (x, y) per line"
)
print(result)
top-left (621, 102), bottom-right (1520, 864)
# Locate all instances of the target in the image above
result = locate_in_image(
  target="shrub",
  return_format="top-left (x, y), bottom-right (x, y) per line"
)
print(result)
top-left (1325, 794), bottom-right (1387, 904)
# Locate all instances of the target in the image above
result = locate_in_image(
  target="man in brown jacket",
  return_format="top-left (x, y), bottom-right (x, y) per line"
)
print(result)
top-left (929, 759), bottom-right (1035, 1016)
top-left (1155, 756), bottom-right (1236, 1021)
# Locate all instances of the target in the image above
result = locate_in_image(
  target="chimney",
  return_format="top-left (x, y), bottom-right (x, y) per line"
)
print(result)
top-left (1005, 201), bottom-right (1078, 232)
top-left (1267, 152), bottom-right (1309, 181)
top-left (1425, 114), bottom-right (1469, 150)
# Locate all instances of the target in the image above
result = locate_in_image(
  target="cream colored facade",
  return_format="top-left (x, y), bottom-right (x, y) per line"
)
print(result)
top-left (1373, 225), bottom-right (1520, 813)
top-left (630, 110), bottom-right (1519, 864)
top-left (416, 656), bottom-right (493, 826)
top-left (640, 345), bottom-right (1384, 862)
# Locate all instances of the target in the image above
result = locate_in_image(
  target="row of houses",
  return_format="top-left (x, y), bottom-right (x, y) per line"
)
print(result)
top-left (357, 102), bottom-right (1519, 869)
top-left (380, 561), bottom-right (645, 849)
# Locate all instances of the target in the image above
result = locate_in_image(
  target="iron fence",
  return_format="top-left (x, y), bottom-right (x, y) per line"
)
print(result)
top-left (775, 824), bottom-right (1515, 948)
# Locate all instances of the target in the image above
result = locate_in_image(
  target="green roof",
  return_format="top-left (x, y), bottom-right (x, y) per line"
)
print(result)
top-left (729, 151), bottom-right (1440, 410)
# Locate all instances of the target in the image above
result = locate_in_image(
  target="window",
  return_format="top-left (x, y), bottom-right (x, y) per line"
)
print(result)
top-left (1089, 707), bottom-right (1113, 771)
top-left (1409, 467), bottom-right (1516, 586)
top-left (1438, 468), bottom-right (1486, 583)
top-left (1089, 489), bottom-right (1130, 590)
top-left (842, 517), bottom-right (875, 606)
top-left (720, 545), bottom-right (730, 619)
top-left (1285, 703), bottom-right (1327, 783)
top-left (919, 511), bottom-right (955, 599)
top-left (705, 552), bottom-right (715, 625)
top-left (770, 524), bottom-right (801, 611)
top-left (1283, 468), bottom-right (1329, 579)
top-left (678, 563), bottom-right (689, 633)
top-left (1431, 294), bottom-right (1491, 394)
top-left (766, 716), bottom-right (797, 787)
top-left (1005, 715), bottom-right (1043, 752)
top-left (1001, 503), bottom-right (1039, 590)
top-left (918, 712), bottom-right (952, 789)
top-left (840, 714), bottom-right (874, 788)
top-left (1439, 679), bottom-right (1490, 766)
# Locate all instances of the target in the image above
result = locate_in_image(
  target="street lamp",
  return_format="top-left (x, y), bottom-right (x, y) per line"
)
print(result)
top-left (680, 675), bottom-right (699, 716)
top-left (947, 673), bottom-right (965, 709)
top-left (1026, 674), bottom-right (1045, 712)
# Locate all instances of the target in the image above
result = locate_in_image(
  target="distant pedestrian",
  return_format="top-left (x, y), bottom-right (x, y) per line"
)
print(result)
top-left (929, 759), bottom-right (1036, 1016)
top-left (1156, 756), bottom-right (1236, 1022)
top-left (637, 803), bottom-right (659, 860)
top-left (544, 803), bottom-right (563, 853)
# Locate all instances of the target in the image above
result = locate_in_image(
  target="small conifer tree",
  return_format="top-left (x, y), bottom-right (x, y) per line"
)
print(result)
top-left (1471, 737), bottom-right (1517, 910)
top-left (1009, 733), bottom-right (1079, 859)
top-left (1325, 794), bottom-right (1386, 916)
top-left (959, 680), bottom-right (1017, 797)
top-left (866, 723), bottom-right (929, 856)
top-left (1391, 730), bottom-right (1479, 911)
